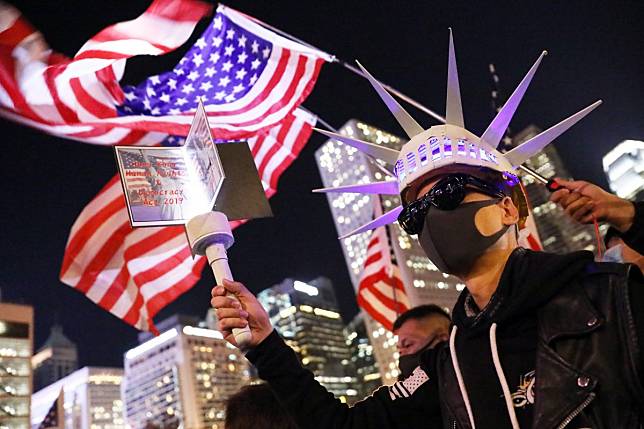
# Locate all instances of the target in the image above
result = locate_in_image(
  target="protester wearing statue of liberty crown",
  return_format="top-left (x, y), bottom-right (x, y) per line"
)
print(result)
top-left (212, 32), bottom-right (644, 429)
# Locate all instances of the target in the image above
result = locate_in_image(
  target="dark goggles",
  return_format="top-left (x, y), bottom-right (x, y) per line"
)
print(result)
top-left (398, 174), bottom-right (506, 235)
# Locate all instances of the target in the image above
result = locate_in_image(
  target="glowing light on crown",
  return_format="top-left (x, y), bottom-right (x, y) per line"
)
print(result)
top-left (314, 30), bottom-right (602, 239)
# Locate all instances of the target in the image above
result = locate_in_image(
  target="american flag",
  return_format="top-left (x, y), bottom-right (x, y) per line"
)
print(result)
top-left (120, 151), bottom-right (153, 196)
top-left (0, 2), bottom-right (330, 145)
top-left (0, 1), bottom-right (325, 331)
top-left (36, 389), bottom-right (63, 429)
top-left (357, 201), bottom-right (410, 331)
top-left (60, 109), bottom-right (317, 331)
top-left (0, 0), bottom-right (212, 146)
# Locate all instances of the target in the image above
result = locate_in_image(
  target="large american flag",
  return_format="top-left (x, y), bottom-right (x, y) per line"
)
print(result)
top-left (1, 2), bottom-right (325, 331)
top-left (357, 205), bottom-right (410, 331)
top-left (60, 109), bottom-right (317, 332)
top-left (0, 2), bottom-right (330, 145)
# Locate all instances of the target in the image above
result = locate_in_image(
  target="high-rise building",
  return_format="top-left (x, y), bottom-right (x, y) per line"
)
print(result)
top-left (257, 277), bottom-right (359, 402)
top-left (122, 316), bottom-right (250, 429)
top-left (32, 325), bottom-right (78, 392)
top-left (314, 119), bottom-right (463, 384)
top-left (511, 125), bottom-right (598, 254)
top-left (0, 302), bottom-right (34, 429)
top-left (30, 367), bottom-right (124, 429)
top-left (343, 312), bottom-right (381, 398)
top-left (603, 139), bottom-right (644, 200)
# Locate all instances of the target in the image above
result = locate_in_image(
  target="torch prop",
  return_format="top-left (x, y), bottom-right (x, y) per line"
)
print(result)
top-left (114, 101), bottom-right (272, 347)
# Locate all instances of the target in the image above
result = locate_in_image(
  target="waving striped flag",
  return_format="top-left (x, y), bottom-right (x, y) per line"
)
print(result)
top-left (60, 109), bottom-right (317, 331)
top-left (0, 0), bottom-right (212, 145)
top-left (0, 2), bottom-right (330, 145)
top-left (1, 1), bottom-right (327, 330)
top-left (357, 202), bottom-right (410, 331)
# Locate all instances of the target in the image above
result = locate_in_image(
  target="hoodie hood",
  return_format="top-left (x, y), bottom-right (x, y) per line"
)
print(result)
top-left (452, 248), bottom-right (595, 332)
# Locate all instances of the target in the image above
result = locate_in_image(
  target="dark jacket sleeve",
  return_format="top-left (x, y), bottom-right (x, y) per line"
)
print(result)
top-left (622, 201), bottom-right (644, 254)
top-left (245, 330), bottom-right (442, 429)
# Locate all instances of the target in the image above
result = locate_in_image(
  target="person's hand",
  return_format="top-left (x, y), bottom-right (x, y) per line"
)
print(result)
top-left (211, 279), bottom-right (273, 349)
top-left (550, 178), bottom-right (635, 232)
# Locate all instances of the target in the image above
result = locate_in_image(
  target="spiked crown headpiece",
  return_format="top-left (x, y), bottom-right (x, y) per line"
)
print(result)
top-left (315, 30), bottom-right (601, 239)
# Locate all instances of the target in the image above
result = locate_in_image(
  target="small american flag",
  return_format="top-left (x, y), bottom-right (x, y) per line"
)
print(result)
top-left (36, 389), bottom-right (63, 429)
top-left (357, 199), bottom-right (410, 331)
top-left (120, 151), bottom-right (152, 196)
top-left (60, 109), bottom-right (317, 332)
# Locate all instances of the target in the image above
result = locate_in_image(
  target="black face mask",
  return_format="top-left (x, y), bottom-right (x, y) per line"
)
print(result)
top-left (398, 342), bottom-right (433, 380)
top-left (418, 199), bottom-right (509, 275)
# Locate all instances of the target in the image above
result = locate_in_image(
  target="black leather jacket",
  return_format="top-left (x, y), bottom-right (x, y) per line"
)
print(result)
top-left (435, 262), bottom-right (644, 429)
top-left (247, 260), bottom-right (644, 429)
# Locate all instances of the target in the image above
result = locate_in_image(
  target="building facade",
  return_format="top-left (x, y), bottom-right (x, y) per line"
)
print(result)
top-left (32, 325), bottom-right (78, 392)
top-left (257, 278), bottom-right (359, 402)
top-left (314, 119), bottom-right (463, 383)
top-left (511, 125), bottom-right (599, 254)
top-left (343, 312), bottom-right (382, 398)
top-left (603, 139), bottom-right (644, 201)
top-left (122, 317), bottom-right (250, 429)
top-left (31, 367), bottom-right (124, 429)
top-left (0, 302), bottom-right (33, 429)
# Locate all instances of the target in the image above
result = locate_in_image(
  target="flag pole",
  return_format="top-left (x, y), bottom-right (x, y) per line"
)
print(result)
top-left (226, 3), bottom-right (545, 180)
top-left (220, 3), bottom-right (446, 124)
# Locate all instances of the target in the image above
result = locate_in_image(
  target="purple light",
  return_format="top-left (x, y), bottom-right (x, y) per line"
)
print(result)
top-left (395, 159), bottom-right (404, 177)
top-left (418, 143), bottom-right (428, 165)
top-left (468, 143), bottom-right (478, 159)
top-left (503, 172), bottom-right (520, 186)
top-left (457, 139), bottom-right (467, 156)
top-left (406, 152), bottom-right (416, 172)
top-left (443, 137), bottom-right (453, 157)
top-left (430, 141), bottom-right (441, 161)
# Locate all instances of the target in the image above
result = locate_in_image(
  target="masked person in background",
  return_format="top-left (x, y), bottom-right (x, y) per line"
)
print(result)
top-left (212, 34), bottom-right (644, 429)
top-left (394, 304), bottom-right (451, 379)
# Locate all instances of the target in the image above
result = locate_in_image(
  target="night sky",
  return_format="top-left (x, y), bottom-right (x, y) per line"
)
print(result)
top-left (2, 1), bottom-right (643, 369)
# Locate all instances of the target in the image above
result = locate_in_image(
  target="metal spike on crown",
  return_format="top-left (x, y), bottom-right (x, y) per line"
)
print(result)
top-left (314, 30), bottom-right (602, 239)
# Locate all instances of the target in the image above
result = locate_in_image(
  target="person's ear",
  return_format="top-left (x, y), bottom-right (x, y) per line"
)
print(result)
top-left (499, 196), bottom-right (519, 226)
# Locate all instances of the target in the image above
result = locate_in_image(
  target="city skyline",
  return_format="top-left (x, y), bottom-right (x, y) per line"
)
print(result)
top-left (2, 0), bottom-right (643, 371)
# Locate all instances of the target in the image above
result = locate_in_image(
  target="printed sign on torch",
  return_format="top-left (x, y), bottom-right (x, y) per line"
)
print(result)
top-left (115, 100), bottom-right (273, 345)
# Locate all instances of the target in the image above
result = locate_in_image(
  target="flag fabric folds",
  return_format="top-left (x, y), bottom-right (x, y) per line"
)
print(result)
top-left (0, 1), bottom-right (325, 331)
top-left (36, 389), bottom-right (64, 429)
top-left (118, 5), bottom-right (330, 139)
top-left (357, 215), bottom-right (410, 331)
top-left (60, 109), bottom-right (317, 332)
top-left (0, 2), bottom-right (330, 145)
top-left (0, 0), bottom-right (212, 145)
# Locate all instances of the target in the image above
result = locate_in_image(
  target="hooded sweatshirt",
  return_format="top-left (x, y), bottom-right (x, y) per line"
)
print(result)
top-left (449, 247), bottom-right (594, 428)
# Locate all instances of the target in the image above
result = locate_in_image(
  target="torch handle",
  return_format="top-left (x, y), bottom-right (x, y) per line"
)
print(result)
top-left (205, 244), bottom-right (252, 348)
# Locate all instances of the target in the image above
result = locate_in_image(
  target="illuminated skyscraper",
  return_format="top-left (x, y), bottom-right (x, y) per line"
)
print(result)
top-left (314, 119), bottom-right (462, 383)
top-left (122, 316), bottom-right (250, 429)
top-left (32, 325), bottom-right (78, 392)
top-left (257, 278), bottom-right (359, 402)
top-left (343, 312), bottom-right (381, 398)
top-left (511, 125), bottom-right (598, 254)
top-left (603, 139), bottom-right (644, 200)
top-left (0, 302), bottom-right (33, 429)
top-left (31, 367), bottom-right (124, 429)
